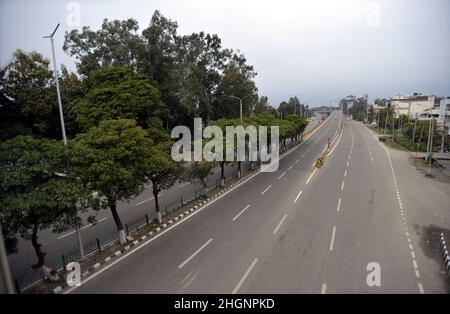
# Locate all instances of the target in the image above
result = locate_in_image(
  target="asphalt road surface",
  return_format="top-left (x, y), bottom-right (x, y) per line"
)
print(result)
top-left (9, 116), bottom-right (323, 280)
top-left (66, 111), bottom-right (450, 293)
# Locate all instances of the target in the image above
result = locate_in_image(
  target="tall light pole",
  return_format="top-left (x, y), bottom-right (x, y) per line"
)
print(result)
top-left (440, 114), bottom-right (447, 153)
top-left (228, 94), bottom-right (253, 125)
top-left (384, 111), bottom-right (389, 136)
top-left (44, 24), bottom-right (85, 261)
top-left (377, 110), bottom-right (380, 132)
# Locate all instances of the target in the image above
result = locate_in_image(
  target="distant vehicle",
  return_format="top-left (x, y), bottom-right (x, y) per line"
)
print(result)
top-left (347, 117), bottom-right (351, 121)
top-left (371, 121), bottom-right (377, 126)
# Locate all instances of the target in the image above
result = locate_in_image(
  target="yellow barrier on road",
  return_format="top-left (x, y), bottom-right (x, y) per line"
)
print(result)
top-left (315, 157), bottom-right (323, 168)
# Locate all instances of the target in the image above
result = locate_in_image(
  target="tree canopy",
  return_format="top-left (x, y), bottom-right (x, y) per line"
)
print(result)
top-left (76, 66), bottom-right (166, 130)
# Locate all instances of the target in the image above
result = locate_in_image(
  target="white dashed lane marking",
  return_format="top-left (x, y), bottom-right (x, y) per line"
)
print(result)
top-left (232, 204), bottom-right (251, 221)
top-left (273, 214), bottom-right (288, 235)
top-left (294, 190), bottom-right (303, 203)
top-left (260, 185), bottom-right (272, 195)
top-left (329, 226), bottom-right (337, 252)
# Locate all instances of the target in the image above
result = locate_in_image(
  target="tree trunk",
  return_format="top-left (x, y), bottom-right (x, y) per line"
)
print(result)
top-left (110, 202), bottom-right (126, 244)
top-left (31, 223), bottom-right (46, 269)
top-left (153, 187), bottom-right (162, 224)
top-left (220, 162), bottom-right (225, 187)
top-left (202, 181), bottom-right (208, 197)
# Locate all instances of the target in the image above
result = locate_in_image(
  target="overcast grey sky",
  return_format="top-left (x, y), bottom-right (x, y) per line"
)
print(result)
top-left (1, 0), bottom-right (449, 106)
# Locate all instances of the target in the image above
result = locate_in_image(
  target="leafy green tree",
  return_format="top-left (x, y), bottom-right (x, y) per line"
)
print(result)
top-left (0, 50), bottom-right (84, 141)
top-left (378, 107), bottom-right (395, 131)
top-left (285, 115), bottom-right (308, 142)
top-left (1, 50), bottom-right (54, 139)
top-left (209, 118), bottom-right (236, 186)
top-left (63, 10), bottom-right (259, 129)
top-left (184, 161), bottom-right (216, 197)
top-left (71, 119), bottom-right (153, 243)
top-left (213, 64), bottom-right (258, 120)
top-left (143, 140), bottom-right (183, 223)
top-left (368, 105), bottom-right (375, 123)
top-left (140, 11), bottom-right (181, 127)
top-left (253, 96), bottom-right (275, 115)
top-left (64, 18), bottom-right (144, 78)
top-left (348, 97), bottom-right (368, 121)
top-left (76, 66), bottom-right (166, 130)
top-left (59, 65), bottom-right (87, 137)
top-left (0, 136), bottom-right (86, 276)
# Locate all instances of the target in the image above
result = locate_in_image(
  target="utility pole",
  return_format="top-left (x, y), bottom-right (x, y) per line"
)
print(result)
top-left (427, 118), bottom-right (435, 163)
top-left (391, 113), bottom-right (395, 139)
top-left (412, 113), bottom-right (418, 143)
top-left (427, 118), bottom-right (435, 174)
top-left (44, 24), bottom-right (85, 261)
top-left (440, 114), bottom-right (447, 153)
top-left (377, 110), bottom-right (380, 131)
top-left (384, 111), bottom-right (389, 136)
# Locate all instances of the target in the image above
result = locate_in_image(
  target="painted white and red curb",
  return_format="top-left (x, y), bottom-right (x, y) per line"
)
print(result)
top-left (440, 233), bottom-right (450, 276)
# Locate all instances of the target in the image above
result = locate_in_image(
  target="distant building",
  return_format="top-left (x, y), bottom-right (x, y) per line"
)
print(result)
top-left (438, 98), bottom-right (450, 126)
top-left (439, 98), bottom-right (450, 135)
top-left (417, 98), bottom-right (450, 135)
top-left (371, 104), bottom-right (384, 114)
top-left (391, 93), bottom-right (437, 119)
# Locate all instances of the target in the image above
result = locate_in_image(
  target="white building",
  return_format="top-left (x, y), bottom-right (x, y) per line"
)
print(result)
top-left (438, 98), bottom-right (450, 125)
top-left (418, 98), bottom-right (450, 135)
top-left (391, 94), bottom-right (437, 119)
top-left (439, 98), bottom-right (450, 135)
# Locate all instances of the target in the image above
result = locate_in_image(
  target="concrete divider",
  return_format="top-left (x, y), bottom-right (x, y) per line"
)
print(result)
top-left (315, 115), bottom-right (343, 168)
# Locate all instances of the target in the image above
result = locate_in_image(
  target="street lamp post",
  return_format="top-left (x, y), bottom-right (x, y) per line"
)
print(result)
top-left (228, 94), bottom-right (254, 178)
top-left (440, 114), bottom-right (447, 153)
top-left (228, 94), bottom-right (253, 125)
top-left (44, 24), bottom-right (85, 261)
